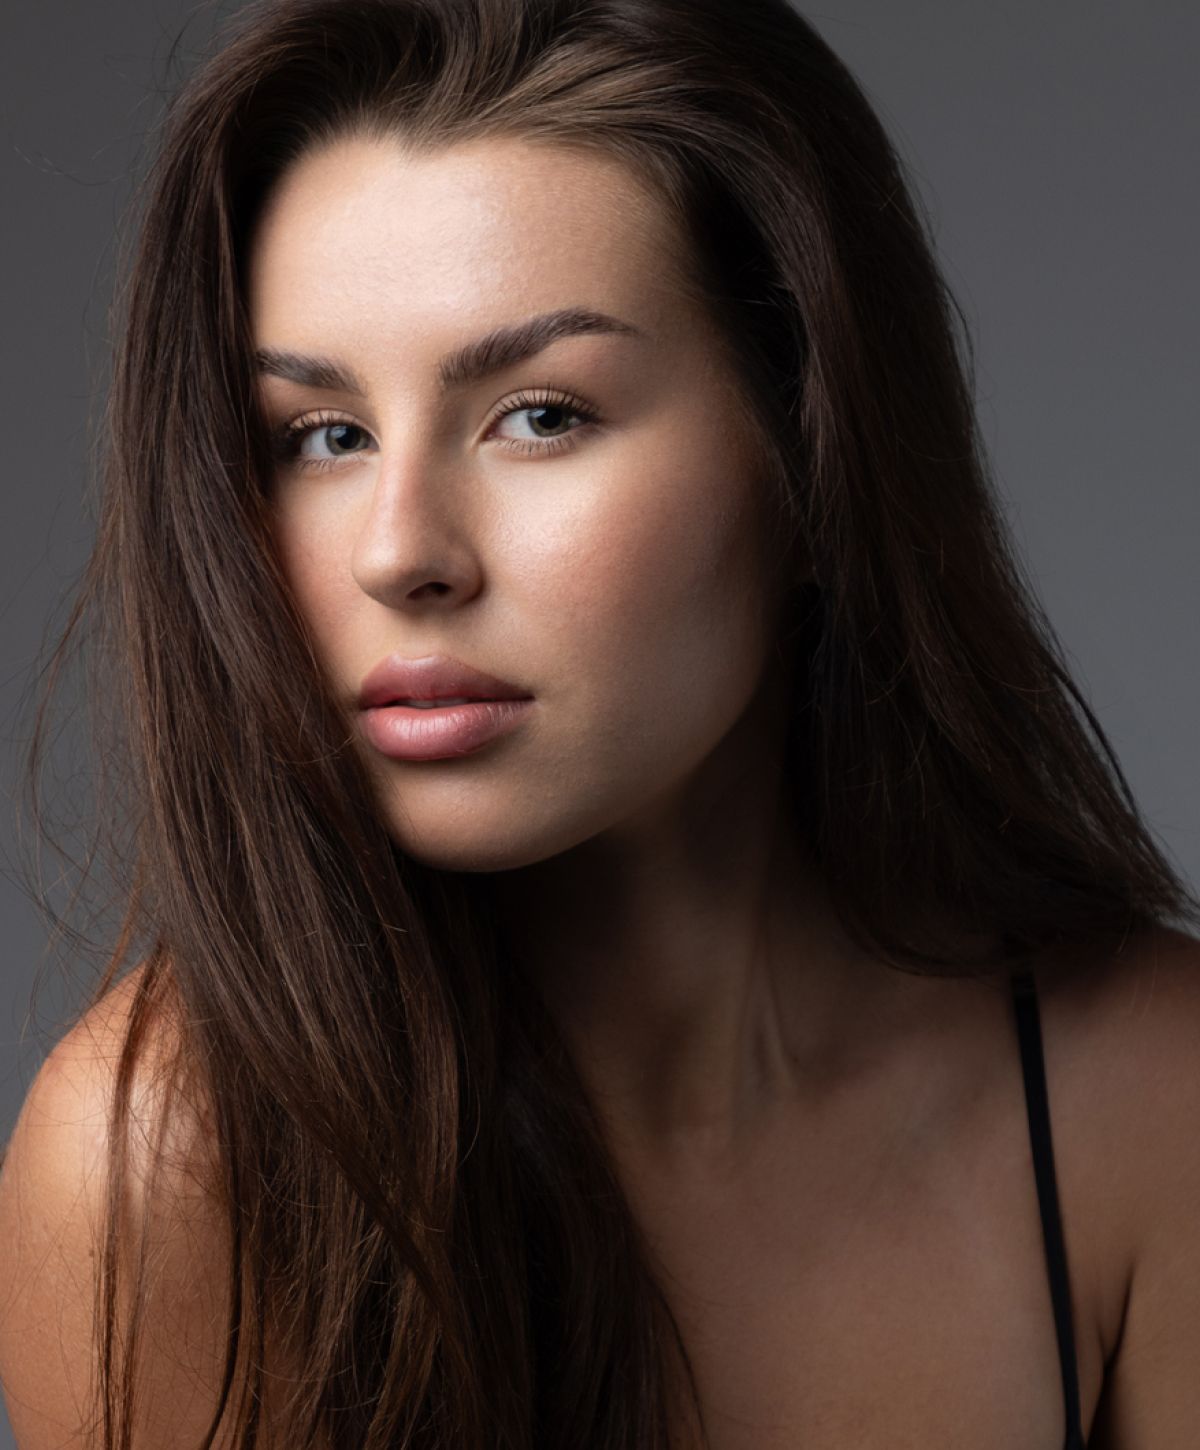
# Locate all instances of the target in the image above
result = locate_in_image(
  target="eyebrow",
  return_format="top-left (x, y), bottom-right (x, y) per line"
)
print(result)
top-left (254, 306), bottom-right (644, 396)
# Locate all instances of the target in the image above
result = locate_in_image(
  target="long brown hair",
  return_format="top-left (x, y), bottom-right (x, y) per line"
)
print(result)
top-left (16, 0), bottom-right (1200, 1445)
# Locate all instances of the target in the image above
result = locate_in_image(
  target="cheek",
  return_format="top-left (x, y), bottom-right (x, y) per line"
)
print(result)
top-left (537, 443), bottom-right (773, 741)
top-left (271, 503), bottom-right (359, 650)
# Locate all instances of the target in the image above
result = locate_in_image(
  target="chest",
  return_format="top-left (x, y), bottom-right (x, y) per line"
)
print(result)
top-left (616, 1059), bottom-right (1109, 1449)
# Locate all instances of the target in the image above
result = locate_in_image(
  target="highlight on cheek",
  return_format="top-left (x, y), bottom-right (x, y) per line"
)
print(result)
top-left (266, 387), bottom-right (603, 474)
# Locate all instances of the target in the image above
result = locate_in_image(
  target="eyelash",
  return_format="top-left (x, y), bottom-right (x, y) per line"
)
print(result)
top-left (269, 388), bottom-right (601, 474)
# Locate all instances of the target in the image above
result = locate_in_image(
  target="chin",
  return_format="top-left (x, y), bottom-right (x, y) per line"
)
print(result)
top-left (376, 808), bottom-right (577, 875)
top-left (381, 794), bottom-right (623, 876)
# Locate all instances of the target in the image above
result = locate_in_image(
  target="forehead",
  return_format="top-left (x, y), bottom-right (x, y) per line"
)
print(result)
top-left (245, 133), bottom-right (692, 342)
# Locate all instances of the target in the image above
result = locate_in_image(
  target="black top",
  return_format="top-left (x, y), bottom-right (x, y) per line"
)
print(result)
top-left (1011, 968), bottom-right (1087, 1450)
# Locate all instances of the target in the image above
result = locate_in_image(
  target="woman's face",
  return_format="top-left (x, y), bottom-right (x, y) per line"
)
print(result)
top-left (248, 133), bottom-right (787, 871)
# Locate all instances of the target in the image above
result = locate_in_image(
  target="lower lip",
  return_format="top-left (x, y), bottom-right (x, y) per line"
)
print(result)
top-left (360, 699), bottom-right (535, 761)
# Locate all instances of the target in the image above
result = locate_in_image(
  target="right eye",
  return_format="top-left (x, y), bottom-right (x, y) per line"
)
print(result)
top-left (272, 411), bottom-right (377, 472)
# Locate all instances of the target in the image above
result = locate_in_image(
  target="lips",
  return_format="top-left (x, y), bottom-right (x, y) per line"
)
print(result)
top-left (395, 697), bottom-right (474, 708)
top-left (360, 697), bottom-right (535, 761)
top-left (357, 652), bottom-right (532, 711)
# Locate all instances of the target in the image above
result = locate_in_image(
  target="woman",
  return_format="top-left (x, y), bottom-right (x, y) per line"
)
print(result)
top-left (2, 0), bottom-right (1198, 1445)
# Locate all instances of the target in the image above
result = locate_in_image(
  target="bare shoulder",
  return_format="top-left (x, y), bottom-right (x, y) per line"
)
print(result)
top-left (1038, 924), bottom-right (1200, 1447)
top-left (1042, 923), bottom-right (1200, 1155)
top-left (0, 960), bottom-right (304, 1449)
top-left (1037, 923), bottom-right (1200, 1114)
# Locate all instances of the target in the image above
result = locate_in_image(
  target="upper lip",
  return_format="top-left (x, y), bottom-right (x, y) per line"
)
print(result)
top-left (357, 653), bottom-right (533, 708)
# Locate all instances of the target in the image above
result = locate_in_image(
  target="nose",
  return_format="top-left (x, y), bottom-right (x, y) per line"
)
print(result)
top-left (350, 449), bottom-right (484, 609)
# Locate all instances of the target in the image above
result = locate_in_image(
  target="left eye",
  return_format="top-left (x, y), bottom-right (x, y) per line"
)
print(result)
top-left (488, 389), bottom-right (599, 454)
top-left (494, 399), bottom-right (578, 441)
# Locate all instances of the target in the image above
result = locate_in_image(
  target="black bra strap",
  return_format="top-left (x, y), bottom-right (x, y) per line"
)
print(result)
top-left (1011, 969), bottom-right (1085, 1448)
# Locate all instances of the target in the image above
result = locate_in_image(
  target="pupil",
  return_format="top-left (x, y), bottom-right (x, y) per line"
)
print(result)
top-left (530, 405), bottom-right (566, 436)
top-left (328, 424), bottom-right (361, 452)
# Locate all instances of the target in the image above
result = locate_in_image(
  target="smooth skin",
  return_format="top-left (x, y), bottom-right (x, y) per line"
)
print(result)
top-left (3, 132), bottom-right (1200, 1447)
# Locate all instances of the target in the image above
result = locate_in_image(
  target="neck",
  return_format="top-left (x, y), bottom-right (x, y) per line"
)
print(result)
top-left (485, 693), bottom-right (890, 1170)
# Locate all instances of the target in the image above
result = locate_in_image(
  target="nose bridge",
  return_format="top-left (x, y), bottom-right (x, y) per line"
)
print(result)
top-left (350, 435), bottom-right (480, 604)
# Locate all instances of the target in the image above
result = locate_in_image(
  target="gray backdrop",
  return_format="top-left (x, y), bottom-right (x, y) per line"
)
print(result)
top-left (2, 2), bottom-right (1197, 1442)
